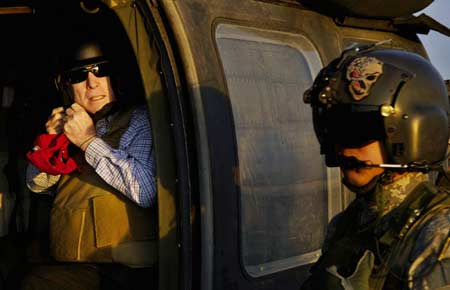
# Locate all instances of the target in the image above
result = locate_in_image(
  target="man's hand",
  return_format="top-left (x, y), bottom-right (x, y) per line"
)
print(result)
top-left (46, 107), bottom-right (66, 134)
top-left (63, 103), bottom-right (97, 151)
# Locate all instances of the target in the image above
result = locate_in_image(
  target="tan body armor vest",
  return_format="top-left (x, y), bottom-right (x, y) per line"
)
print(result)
top-left (50, 106), bottom-right (157, 267)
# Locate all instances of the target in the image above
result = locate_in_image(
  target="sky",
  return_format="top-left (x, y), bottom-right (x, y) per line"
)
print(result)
top-left (417, 0), bottom-right (450, 79)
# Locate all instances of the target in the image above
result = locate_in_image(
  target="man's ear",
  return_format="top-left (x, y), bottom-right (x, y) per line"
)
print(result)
top-left (55, 77), bottom-right (73, 108)
top-left (62, 83), bottom-right (74, 108)
top-left (113, 76), bottom-right (125, 97)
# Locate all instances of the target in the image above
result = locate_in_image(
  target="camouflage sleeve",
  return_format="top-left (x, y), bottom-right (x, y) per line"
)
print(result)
top-left (322, 211), bottom-right (345, 253)
top-left (322, 199), bottom-right (365, 253)
top-left (407, 208), bottom-right (450, 290)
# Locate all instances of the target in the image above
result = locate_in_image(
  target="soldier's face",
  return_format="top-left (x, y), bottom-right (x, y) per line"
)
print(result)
top-left (340, 141), bottom-right (385, 188)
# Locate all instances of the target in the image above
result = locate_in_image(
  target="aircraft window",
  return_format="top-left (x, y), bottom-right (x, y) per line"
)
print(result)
top-left (215, 24), bottom-right (338, 277)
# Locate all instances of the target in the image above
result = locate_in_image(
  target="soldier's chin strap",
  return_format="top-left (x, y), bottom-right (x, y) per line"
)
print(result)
top-left (338, 155), bottom-right (445, 173)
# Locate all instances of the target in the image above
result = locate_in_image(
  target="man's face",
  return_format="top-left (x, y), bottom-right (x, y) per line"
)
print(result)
top-left (69, 70), bottom-right (116, 114)
top-left (340, 140), bottom-right (385, 187)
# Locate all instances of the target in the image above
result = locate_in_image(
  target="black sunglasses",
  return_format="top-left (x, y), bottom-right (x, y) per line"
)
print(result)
top-left (63, 61), bottom-right (113, 84)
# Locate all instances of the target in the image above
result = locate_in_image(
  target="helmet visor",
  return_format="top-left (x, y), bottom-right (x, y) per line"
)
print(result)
top-left (323, 105), bottom-right (385, 148)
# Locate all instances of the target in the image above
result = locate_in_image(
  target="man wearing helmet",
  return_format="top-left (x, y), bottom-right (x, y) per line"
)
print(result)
top-left (19, 32), bottom-right (157, 290)
top-left (301, 45), bottom-right (450, 290)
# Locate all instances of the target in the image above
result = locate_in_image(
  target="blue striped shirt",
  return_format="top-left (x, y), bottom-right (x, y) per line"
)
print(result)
top-left (26, 105), bottom-right (156, 208)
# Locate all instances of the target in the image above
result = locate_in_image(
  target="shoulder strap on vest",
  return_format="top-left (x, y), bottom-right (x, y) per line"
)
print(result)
top-left (371, 182), bottom-right (450, 289)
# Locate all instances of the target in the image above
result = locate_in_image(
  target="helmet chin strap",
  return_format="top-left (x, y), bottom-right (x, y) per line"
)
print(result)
top-left (338, 155), bottom-right (440, 173)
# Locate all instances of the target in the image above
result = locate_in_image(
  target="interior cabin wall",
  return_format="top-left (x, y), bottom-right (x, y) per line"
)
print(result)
top-left (0, 13), bottom-right (54, 236)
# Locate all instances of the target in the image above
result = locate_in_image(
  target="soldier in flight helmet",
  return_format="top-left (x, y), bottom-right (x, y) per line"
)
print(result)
top-left (301, 44), bottom-right (450, 290)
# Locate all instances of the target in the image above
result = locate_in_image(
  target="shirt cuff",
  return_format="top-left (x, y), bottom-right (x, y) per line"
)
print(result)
top-left (26, 163), bottom-right (60, 194)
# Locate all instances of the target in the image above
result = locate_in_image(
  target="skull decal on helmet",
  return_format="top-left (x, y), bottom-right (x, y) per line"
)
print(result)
top-left (346, 56), bottom-right (383, 101)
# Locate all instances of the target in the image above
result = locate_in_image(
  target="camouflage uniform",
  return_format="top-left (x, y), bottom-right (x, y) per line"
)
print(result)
top-left (301, 172), bottom-right (450, 290)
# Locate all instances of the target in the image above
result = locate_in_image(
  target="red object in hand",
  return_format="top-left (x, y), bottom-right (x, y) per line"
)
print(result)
top-left (26, 133), bottom-right (79, 175)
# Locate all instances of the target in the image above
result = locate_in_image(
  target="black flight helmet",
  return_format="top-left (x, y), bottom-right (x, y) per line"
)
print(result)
top-left (304, 45), bottom-right (449, 172)
top-left (55, 35), bottom-right (116, 105)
